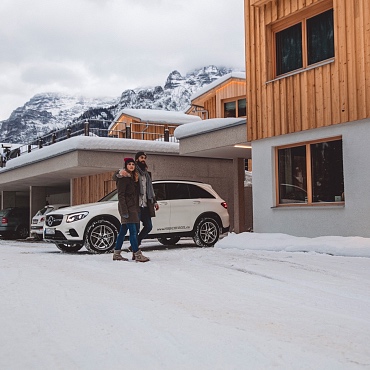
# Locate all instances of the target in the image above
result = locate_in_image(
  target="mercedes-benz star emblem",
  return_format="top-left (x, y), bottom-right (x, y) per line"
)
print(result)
top-left (47, 216), bottom-right (54, 227)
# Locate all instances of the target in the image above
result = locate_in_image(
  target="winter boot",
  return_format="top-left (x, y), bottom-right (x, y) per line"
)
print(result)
top-left (134, 250), bottom-right (150, 262)
top-left (113, 250), bottom-right (128, 261)
top-left (129, 246), bottom-right (143, 261)
top-left (128, 246), bottom-right (136, 260)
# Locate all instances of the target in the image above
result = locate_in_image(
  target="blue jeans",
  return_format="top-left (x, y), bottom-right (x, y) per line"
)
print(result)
top-left (137, 207), bottom-right (153, 246)
top-left (115, 223), bottom-right (139, 252)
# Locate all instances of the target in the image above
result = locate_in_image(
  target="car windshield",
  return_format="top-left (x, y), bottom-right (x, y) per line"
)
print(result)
top-left (36, 206), bottom-right (53, 216)
top-left (99, 190), bottom-right (118, 202)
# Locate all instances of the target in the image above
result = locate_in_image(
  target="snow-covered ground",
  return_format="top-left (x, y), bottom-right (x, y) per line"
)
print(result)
top-left (1, 233), bottom-right (370, 370)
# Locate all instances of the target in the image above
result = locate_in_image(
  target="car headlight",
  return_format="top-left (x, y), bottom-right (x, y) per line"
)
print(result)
top-left (66, 212), bottom-right (89, 223)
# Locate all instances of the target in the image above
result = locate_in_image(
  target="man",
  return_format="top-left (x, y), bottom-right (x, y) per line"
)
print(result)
top-left (135, 151), bottom-right (159, 248)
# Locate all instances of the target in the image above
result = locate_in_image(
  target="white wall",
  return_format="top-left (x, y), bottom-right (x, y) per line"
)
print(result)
top-left (252, 118), bottom-right (370, 237)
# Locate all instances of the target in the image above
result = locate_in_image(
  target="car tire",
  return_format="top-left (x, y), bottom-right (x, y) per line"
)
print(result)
top-left (16, 225), bottom-right (29, 239)
top-left (85, 219), bottom-right (118, 254)
top-left (157, 236), bottom-right (180, 246)
top-left (56, 243), bottom-right (83, 253)
top-left (193, 217), bottom-right (220, 247)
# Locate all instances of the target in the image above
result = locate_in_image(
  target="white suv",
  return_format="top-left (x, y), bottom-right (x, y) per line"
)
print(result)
top-left (31, 204), bottom-right (69, 240)
top-left (43, 180), bottom-right (230, 253)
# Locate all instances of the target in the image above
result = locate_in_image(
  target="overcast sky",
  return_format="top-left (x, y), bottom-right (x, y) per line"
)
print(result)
top-left (0, 0), bottom-right (245, 120)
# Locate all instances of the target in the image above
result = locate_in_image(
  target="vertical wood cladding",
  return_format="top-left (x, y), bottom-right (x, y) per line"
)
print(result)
top-left (191, 79), bottom-right (246, 119)
top-left (72, 172), bottom-right (116, 205)
top-left (245, 0), bottom-right (370, 141)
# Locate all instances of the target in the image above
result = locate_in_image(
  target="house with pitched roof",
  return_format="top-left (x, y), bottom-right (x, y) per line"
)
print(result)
top-left (186, 72), bottom-right (246, 120)
top-left (108, 109), bottom-right (201, 141)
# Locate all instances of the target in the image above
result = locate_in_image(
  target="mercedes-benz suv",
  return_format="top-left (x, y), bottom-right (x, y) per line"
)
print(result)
top-left (43, 180), bottom-right (230, 253)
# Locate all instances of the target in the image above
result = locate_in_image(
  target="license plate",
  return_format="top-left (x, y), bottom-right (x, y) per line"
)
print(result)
top-left (45, 228), bottom-right (55, 235)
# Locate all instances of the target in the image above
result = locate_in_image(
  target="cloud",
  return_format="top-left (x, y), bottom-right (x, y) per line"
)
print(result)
top-left (0, 0), bottom-right (245, 120)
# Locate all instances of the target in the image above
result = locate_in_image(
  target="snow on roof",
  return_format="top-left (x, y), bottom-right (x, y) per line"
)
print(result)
top-left (1, 143), bottom-right (23, 149)
top-left (174, 117), bottom-right (246, 139)
top-left (0, 136), bottom-right (179, 171)
top-left (190, 72), bottom-right (246, 101)
top-left (110, 109), bottom-right (201, 129)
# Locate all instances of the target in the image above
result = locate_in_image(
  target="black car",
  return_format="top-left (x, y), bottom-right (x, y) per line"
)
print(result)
top-left (0, 207), bottom-right (30, 239)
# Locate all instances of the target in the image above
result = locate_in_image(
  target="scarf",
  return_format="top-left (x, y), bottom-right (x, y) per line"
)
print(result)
top-left (137, 166), bottom-right (155, 201)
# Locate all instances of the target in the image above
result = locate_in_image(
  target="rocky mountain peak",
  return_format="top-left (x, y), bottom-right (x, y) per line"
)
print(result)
top-left (164, 70), bottom-right (185, 89)
top-left (0, 65), bottom-right (242, 143)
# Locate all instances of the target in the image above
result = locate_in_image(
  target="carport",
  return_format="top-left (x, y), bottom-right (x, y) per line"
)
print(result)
top-left (0, 136), bottom-right (236, 233)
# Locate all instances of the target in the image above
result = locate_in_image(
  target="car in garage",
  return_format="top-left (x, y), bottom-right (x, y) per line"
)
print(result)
top-left (0, 207), bottom-right (30, 239)
top-left (43, 180), bottom-right (230, 253)
top-left (31, 204), bottom-right (69, 240)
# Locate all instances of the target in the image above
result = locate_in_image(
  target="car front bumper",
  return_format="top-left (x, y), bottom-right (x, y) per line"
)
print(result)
top-left (43, 228), bottom-right (84, 245)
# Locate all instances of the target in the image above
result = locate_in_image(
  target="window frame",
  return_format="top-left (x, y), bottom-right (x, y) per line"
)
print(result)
top-left (222, 96), bottom-right (247, 118)
top-left (275, 136), bottom-right (344, 207)
top-left (269, 0), bottom-right (334, 79)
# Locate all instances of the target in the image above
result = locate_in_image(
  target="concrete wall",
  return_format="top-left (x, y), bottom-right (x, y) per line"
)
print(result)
top-left (1, 191), bottom-right (29, 209)
top-left (252, 118), bottom-right (370, 237)
top-left (244, 186), bottom-right (253, 231)
top-left (47, 192), bottom-right (70, 205)
top-left (30, 186), bottom-right (47, 224)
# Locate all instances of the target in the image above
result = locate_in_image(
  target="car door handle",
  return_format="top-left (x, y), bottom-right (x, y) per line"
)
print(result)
top-left (158, 201), bottom-right (168, 205)
top-left (193, 201), bottom-right (200, 204)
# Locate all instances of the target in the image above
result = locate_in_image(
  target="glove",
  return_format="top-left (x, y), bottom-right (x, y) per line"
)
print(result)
top-left (123, 214), bottom-right (129, 219)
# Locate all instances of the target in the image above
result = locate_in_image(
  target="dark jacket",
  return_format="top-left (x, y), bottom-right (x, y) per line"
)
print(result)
top-left (138, 170), bottom-right (157, 218)
top-left (113, 170), bottom-right (140, 224)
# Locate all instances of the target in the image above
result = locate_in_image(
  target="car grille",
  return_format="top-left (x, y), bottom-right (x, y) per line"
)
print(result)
top-left (44, 230), bottom-right (67, 241)
top-left (45, 214), bottom-right (63, 227)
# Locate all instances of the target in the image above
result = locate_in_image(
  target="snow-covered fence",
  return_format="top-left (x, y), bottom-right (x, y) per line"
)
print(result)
top-left (6, 119), bottom-right (178, 162)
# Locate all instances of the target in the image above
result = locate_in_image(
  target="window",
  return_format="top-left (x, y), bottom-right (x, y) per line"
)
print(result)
top-left (188, 184), bottom-right (215, 199)
top-left (238, 99), bottom-right (246, 117)
top-left (223, 98), bottom-right (246, 118)
top-left (276, 23), bottom-right (303, 75)
top-left (153, 183), bottom-right (167, 201)
top-left (273, 2), bottom-right (334, 77)
top-left (224, 101), bottom-right (236, 118)
top-left (277, 138), bottom-right (344, 205)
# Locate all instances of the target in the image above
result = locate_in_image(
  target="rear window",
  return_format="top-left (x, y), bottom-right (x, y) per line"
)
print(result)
top-left (188, 184), bottom-right (215, 199)
top-left (0, 209), bottom-right (10, 217)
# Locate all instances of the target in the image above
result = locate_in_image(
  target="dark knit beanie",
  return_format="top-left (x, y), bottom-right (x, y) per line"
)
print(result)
top-left (135, 151), bottom-right (147, 160)
top-left (124, 157), bottom-right (135, 168)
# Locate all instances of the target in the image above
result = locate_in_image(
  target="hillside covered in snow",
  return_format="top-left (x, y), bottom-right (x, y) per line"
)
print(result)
top-left (0, 66), bottom-right (239, 144)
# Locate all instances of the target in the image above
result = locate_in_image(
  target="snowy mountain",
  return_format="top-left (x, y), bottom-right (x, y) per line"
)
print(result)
top-left (0, 66), bottom-right (239, 144)
top-left (0, 94), bottom-right (117, 144)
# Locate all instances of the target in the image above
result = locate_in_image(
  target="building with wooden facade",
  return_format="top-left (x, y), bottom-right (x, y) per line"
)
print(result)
top-left (186, 72), bottom-right (246, 120)
top-left (245, 0), bottom-right (370, 237)
top-left (109, 108), bottom-right (201, 141)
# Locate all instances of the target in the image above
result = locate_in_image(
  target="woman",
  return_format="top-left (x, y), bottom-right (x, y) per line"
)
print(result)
top-left (113, 157), bottom-right (150, 262)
